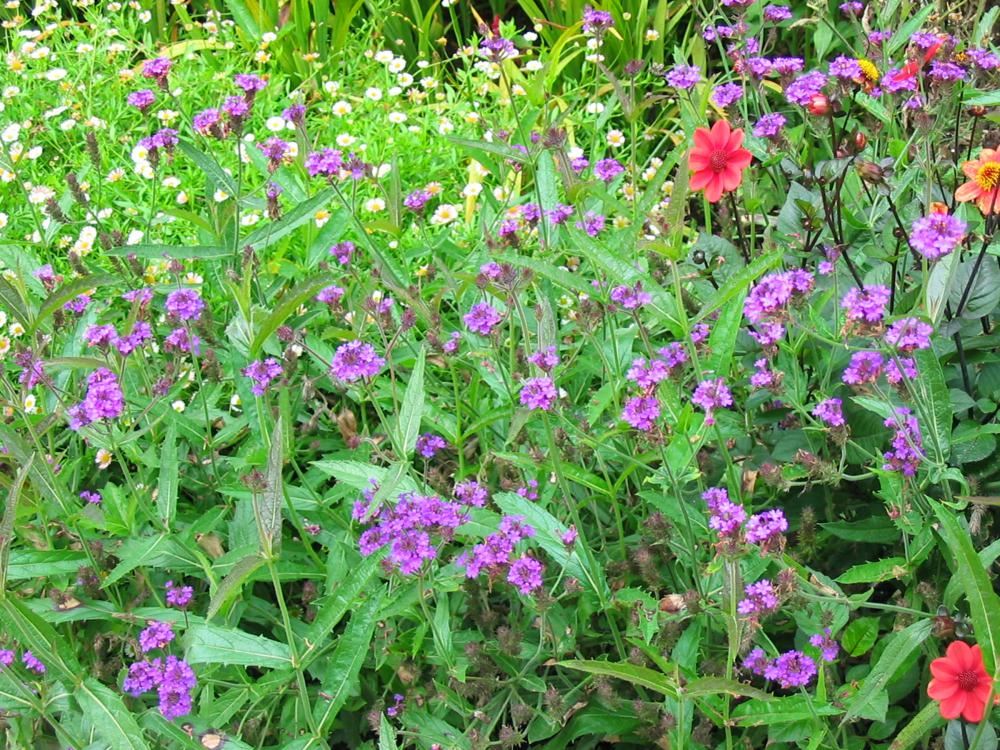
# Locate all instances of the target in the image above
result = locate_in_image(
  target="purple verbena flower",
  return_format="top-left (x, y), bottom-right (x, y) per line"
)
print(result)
top-left (753, 113), bottom-right (786, 139)
top-left (764, 650), bottom-right (817, 688)
top-left (165, 580), bottom-right (194, 608)
top-left (621, 395), bottom-right (660, 431)
top-left (842, 351), bottom-right (884, 386)
top-left (520, 377), bottom-right (558, 411)
top-left (22, 651), bottom-right (45, 674)
top-left (415, 433), bottom-right (448, 459)
top-left (884, 317), bottom-right (933, 352)
top-left (711, 82), bottom-right (744, 108)
top-left (464, 302), bottom-right (503, 335)
top-left (165, 288), bottom-right (205, 322)
top-left (330, 341), bottom-right (385, 382)
top-left (809, 628), bottom-right (840, 662)
top-left (665, 64), bottom-right (701, 89)
top-left (242, 358), bottom-right (284, 396)
top-left (692, 377), bottom-right (733, 425)
top-left (139, 621), bottom-right (175, 653)
top-left (910, 213), bottom-right (966, 261)
top-left (841, 285), bottom-right (891, 325)
top-left (813, 398), bottom-right (845, 427)
top-left (610, 282), bottom-right (651, 310)
top-left (127, 89), bottom-right (156, 111)
top-left (738, 579), bottom-right (779, 618)
top-left (507, 555), bottom-right (544, 595)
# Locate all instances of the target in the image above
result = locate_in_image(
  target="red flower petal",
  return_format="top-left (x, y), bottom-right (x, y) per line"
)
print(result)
top-left (693, 127), bottom-right (715, 152)
top-left (710, 119), bottom-right (731, 145)
top-left (930, 657), bottom-right (959, 680)
top-left (704, 176), bottom-right (724, 203)
top-left (928, 677), bottom-right (959, 701)
top-left (727, 127), bottom-right (745, 152)
top-left (689, 168), bottom-right (714, 191)
top-left (939, 691), bottom-right (968, 720)
top-left (728, 148), bottom-right (753, 171)
top-left (721, 166), bottom-right (744, 192)
top-left (962, 695), bottom-right (987, 723)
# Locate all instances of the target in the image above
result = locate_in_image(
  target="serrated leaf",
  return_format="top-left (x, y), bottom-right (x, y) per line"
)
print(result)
top-left (888, 701), bottom-right (943, 750)
top-left (842, 619), bottom-right (933, 723)
top-left (178, 140), bottom-right (238, 195)
top-left (106, 243), bottom-right (229, 260)
top-left (0, 457), bottom-right (31, 592)
top-left (558, 660), bottom-right (678, 698)
top-left (934, 505), bottom-right (1000, 673)
top-left (156, 421), bottom-right (178, 529)
top-left (77, 678), bottom-right (151, 750)
top-left (183, 623), bottom-right (292, 667)
top-left (103, 534), bottom-right (189, 587)
top-left (684, 676), bottom-right (772, 700)
top-left (313, 587), bottom-right (385, 733)
top-left (0, 275), bottom-right (30, 327)
top-left (841, 617), bottom-right (879, 656)
top-left (30, 274), bottom-right (115, 335)
top-left (395, 345), bottom-right (425, 457)
top-left (835, 557), bottom-right (907, 584)
top-left (255, 417), bottom-right (284, 558)
top-left (733, 695), bottom-right (842, 726)
top-left (243, 189), bottom-right (334, 252)
top-left (249, 276), bottom-right (331, 356)
top-left (379, 714), bottom-right (400, 750)
top-left (207, 553), bottom-right (264, 620)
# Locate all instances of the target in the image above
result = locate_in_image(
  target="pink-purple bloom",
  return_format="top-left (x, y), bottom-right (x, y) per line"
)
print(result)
top-left (243, 358), bottom-right (284, 396)
top-left (692, 378), bottom-right (733, 425)
top-left (520, 377), bottom-right (558, 411)
top-left (464, 302), bottom-right (503, 335)
top-left (330, 341), bottom-right (385, 382)
top-left (910, 213), bottom-right (966, 261)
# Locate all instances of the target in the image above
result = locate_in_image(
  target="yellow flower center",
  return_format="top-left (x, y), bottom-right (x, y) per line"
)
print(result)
top-left (857, 59), bottom-right (880, 83)
top-left (977, 162), bottom-right (1000, 191)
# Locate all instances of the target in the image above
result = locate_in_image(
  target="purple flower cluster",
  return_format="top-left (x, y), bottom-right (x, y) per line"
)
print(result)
top-left (753, 113), bottom-right (786, 139)
top-left (330, 341), bottom-right (385, 383)
top-left (528, 346), bottom-right (560, 372)
top-left (744, 270), bottom-right (814, 326)
top-left (243, 358), bottom-right (284, 396)
top-left (784, 71), bottom-right (828, 106)
top-left (22, 651), bottom-right (45, 674)
top-left (165, 288), bottom-right (205, 322)
top-left (141, 57), bottom-right (171, 88)
top-left (454, 480), bottom-right (489, 507)
top-left (127, 89), bottom-right (156, 111)
top-left (594, 158), bottom-right (624, 183)
top-left (841, 285), bottom-right (891, 327)
top-left (415, 433), bottom-right (448, 458)
top-left (576, 211), bottom-right (606, 237)
top-left (812, 398), bottom-right (845, 427)
top-left (745, 509), bottom-right (788, 548)
top-left (842, 351), bottom-right (883, 386)
top-left (581, 5), bottom-right (614, 35)
top-left (738, 579), bottom-right (779, 618)
top-left (884, 317), bottom-right (933, 352)
top-left (461, 515), bottom-right (539, 589)
top-left (165, 581), bottom-right (193, 608)
top-left (329, 241), bottom-right (355, 265)
top-left (356, 489), bottom-right (468, 574)
top-left (520, 377), bottom-right (558, 411)
top-left (621, 395), bottom-right (660, 431)
top-left (704, 487), bottom-right (746, 541)
top-left (67, 368), bottom-right (125, 431)
top-left (508, 555), bottom-right (544, 595)
top-left (883, 407), bottom-right (923, 476)
top-left (809, 628), bottom-right (840, 662)
top-left (139, 621), bottom-right (175, 653)
top-left (123, 655), bottom-right (197, 720)
top-left (692, 377), bottom-right (733, 425)
top-left (764, 650), bottom-right (818, 688)
top-left (910, 213), bottom-right (966, 261)
top-left (464, 302), bottom-right (503, 335)
top-left (306, 148), bottom-right (344, 178)
top-left (711, 83), bottom-right (744, 108)
top-left (665, 64), bottom-right (700, 89)
top-left (610, 282), bottom-right (652, 310)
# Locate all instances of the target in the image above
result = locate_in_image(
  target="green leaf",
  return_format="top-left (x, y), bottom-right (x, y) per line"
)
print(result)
top-left (842, 618), bottom-right (933, 723)
top-left (0, 457), bottom-right (31, 592)
top-left (0, 427), bottom-right (71, 514)
top-left (914, 348), bottom-right (952, 464)
top-left (934, 504), bottom-right (1000, 673)
top-left (0, 597), bottom-right (80, 679)
top-left (77, 678), bottom-right (151, 750)
top-left (103, 534), bottom-right (193, 587)
top-left (0, 275), bottom-right (30, 327)
top-left (835, 557), bottom-right (907, 585)
top-left (945, 720), bottom-right (998, 750)
top-left (379, 714), bottom-right (400, 750)
top-left (557, 660), bottom-right (678, 698)
top-left (183, 623), bottom-right (292, 668)
top-left (31, 274), bottom-right (116, 335)
top-left (243, 189), bottom-right (334, 252)
top-left (888, 701), bottom-right (943, 750)
top-left (841, 617), bottom-right (879, 657)
top-left (313, 587), bottom-right (385, 733)
top-left (207, 553), bottom-right (264, 620)
top-left (733, 695), bottom-right (841, 726)
top-left (395, 345), bottom-right (426, 458)
top-left (821, 517), bottom-right (899, 544)
top-left (105, 244), bottom-right (229, 260)
top-left (887, 5), bottom-right (935, 55)
top-left (684, 676), bottom-right (772, 701)
top-left (695, 251), bottom-right (782, 322)
top-left (495, 252), bottom-right (594, 294)
top-left (178, 140), bottom-right (238, 196)
top-left (304, 549), bottom-right (386, 652)
top-left (6, 550), bottom-right (88, 581)
top-left (704, 288), bottom-right (746, 378)
top-left (156, 421), bottom-right (179, 529)
top-left (255, 417), bottom-right (284, 558)
top-left (249, 276), bottom-right (330, 356)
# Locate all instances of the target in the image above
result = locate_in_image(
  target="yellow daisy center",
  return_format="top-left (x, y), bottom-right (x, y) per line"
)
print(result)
top-left (977, 162), bottom-right (1000, 191)
top-left (857, 59), bottom-right (880, 83)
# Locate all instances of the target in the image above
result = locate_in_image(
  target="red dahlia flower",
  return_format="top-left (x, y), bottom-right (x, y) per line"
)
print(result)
top-left (927, 641), bottom-right (993, 723)
top-left (689, 120), bottom-right (753, 203)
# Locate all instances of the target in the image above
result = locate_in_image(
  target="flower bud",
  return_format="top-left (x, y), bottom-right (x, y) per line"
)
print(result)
top-left (807, 93), bottom-right (831, 116)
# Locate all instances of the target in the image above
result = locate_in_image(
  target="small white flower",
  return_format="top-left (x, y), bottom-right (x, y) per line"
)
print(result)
top-left (430, 203), bottom-right (458, 225)
top-left (44, 67), bottom-right (66, 80)
top-left (213, 189), bottom-right (229, 202)
top-left (365, 86), bottom-right (383, 101)
top-left (364, 197), bottom-right (386, 212)
top-left (171, 400), bottom-right (186, 413)
top-left (335, 133), bottom-right (356, 147)
top-left (607, 129), bottom-right (626, 147)
top-left (95, 448), bottom-right (113, 469)
top-left (265, 115), bottom-right (286, 132)
top-left (387, 111), bottom-right (406, 124)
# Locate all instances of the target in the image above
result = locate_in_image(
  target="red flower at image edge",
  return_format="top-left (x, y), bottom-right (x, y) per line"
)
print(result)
top-left (927, 641), bottom-right (993, 722)
top-left (689, 120), bottom-right (753, 203)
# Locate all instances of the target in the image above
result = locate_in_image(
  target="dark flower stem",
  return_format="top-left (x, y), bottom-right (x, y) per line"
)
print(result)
top-left (727, 192), bottom-right (750, 264)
